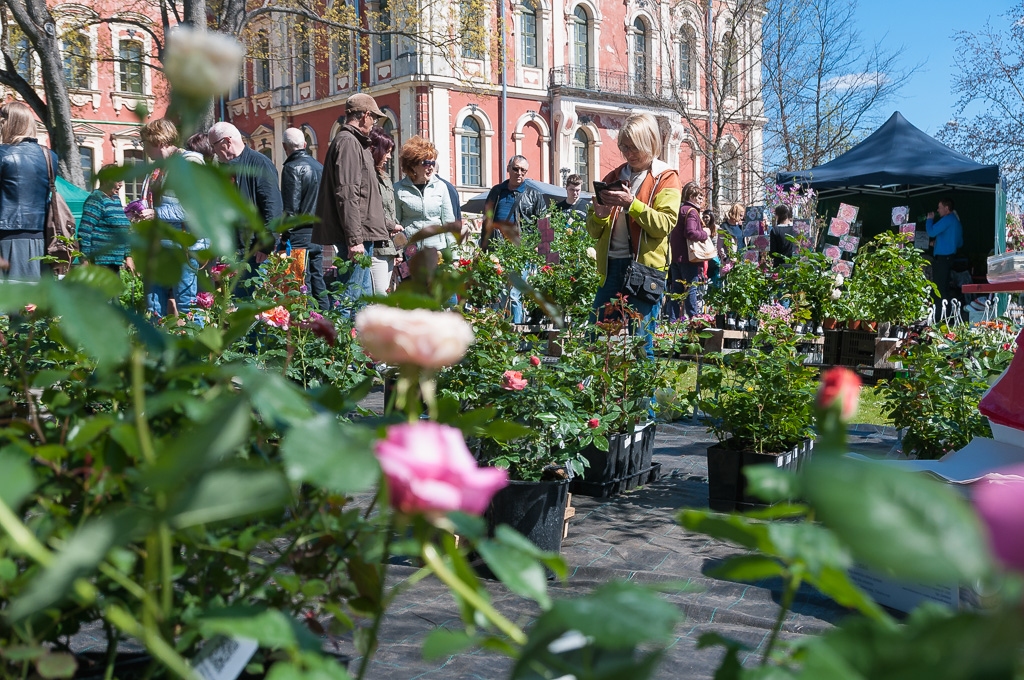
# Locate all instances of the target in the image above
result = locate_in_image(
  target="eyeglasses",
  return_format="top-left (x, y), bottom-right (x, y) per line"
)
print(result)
top-left (420, 160), bottom-right (437, 167)
top-left (211, 136), bottom-right (231, 147)
top-left (509, 166), bottom-right (528, 174)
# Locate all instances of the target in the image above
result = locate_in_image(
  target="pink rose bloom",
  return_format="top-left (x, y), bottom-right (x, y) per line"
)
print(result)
top-left (23, 304), bottom-right (37, 314)
top-left (816, 367), bottom-right (861, 421)
top-left (587, 418), bottom-right (600, 429)
top-left (209, 263), bottom-right (230, 282)
top-left (195, 292), bottom-right (215, 309)
top-left (577, 382), bottom-right (585, 391)
top-left (355, 304), bottom-right (474, 369)
top-left (824, 245), bottom-right (842, 260)
top-left (973, 466), bottom-right (1024, 572)
top-left (501, 370), bottom-right (528, 391)
top-left (829, 218), bottom-right (850, 237)
top-left (258, 306), bottom-right (291, 329)
top-left (375, 422), bottom-right (508, 516)
top-left (302, 316), bottom-right (338, 346)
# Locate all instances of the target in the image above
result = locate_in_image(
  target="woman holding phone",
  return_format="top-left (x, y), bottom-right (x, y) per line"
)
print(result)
top-left (586, 112), bottom-right (681, 359)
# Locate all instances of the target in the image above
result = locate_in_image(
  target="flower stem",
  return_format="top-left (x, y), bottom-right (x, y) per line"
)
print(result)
top-left (761, 569), bottom-right (801, 665)
top-left (421, 543), bottom-right (527, 645)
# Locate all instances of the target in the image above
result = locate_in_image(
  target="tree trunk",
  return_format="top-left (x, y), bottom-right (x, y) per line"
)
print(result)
top-left (181, 0), bottom-right (216, 132)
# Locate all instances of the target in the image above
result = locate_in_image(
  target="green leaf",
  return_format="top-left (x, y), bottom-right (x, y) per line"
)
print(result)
top-left (197, 324), bottom-right (224, 353)
top-left (806, 567), bottom-right (892, 624)
top-left (480, 419), bottom-right (535, 442)
top-left (706, 555), bottom-right (786, 583)
top-left (162, 155), bottom-right (262, 257)
top-left (66, 415), bottom-right (117, 450)
top-left (803, 457), bottom-right (992, 583)
top-left (169, 468), bottom-right (289, 528)
top-left (0, 448), bottom-right (37, 509)
top-left (422, 628), bottom-right (477, 660)
top-left (280, 415), bottom-right (378, 494)
top-left (199, 607), bottom-right (320, 652)
top-left (50, 281), bottom-right (129, 364)
top-left (64, 265), bottom-right (122, 299)
top-left (476, 539), bottom-right (551, 609)
top-left (7, 510), bottom-right (148, 622)
top-left (35, 652), bottom-right (77, 679)
top-left (0, 558), bottom-right (17, 581)
top-left (236, 367), bottom-right (315, 428)
top-left (765, 523), bottom-right (852, 575)
top-left (744, 466), bottom-right (800, 503)
top-left (264, 653), bottom-right (353, 680)
top-left (0, 281), bottom-right (46, 312)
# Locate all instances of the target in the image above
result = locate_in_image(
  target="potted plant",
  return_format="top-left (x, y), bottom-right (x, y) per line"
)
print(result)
top-left (697, 325), bottom-right (819, 510)
top-left (848, 231), bottom-right (936, 332)
top-left (707, 259), bottom-right (772, 325)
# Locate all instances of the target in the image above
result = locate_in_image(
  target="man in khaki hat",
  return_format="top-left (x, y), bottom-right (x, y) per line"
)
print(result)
top-left (314, 92), bottom-right (389, 315)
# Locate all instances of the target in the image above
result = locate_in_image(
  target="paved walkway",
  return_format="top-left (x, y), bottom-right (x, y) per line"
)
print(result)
top-left (347, 394), bottom-right (901, 678)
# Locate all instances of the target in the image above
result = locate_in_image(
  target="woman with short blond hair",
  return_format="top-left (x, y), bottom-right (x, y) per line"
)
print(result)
top-left (722, 202), bottom-right (745, 259)
top-left (0, 101), bottom-right (58, 281)
top-left (394, 136), bottom-right (456, 253)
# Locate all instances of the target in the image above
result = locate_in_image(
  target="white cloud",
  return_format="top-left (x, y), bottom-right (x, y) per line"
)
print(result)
top-left (826, 72), bottom-right (886, 91)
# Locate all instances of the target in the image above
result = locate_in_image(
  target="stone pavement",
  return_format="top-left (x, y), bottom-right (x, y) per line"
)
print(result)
top-left (345, 391), bottom-right (902, 678)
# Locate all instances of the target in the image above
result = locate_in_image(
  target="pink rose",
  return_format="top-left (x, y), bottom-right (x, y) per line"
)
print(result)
top-left (587, 418), bottom-right (600, 429)
top-left (355, 305), bottom-right (474, 369)
top-left (23, 304), bottom-right (36, 314)
top-left (816, 367), bottom-right (861, 421)
top-left (501, 370), bottom-right (528, 391)
top-left (375, 422), bottom-right (508, 516)
top-left (824, 245), bottom-right (842, 260)
top-left (258, 306), bottom-right (291, 330)
top-left (973, 466), bottom-right (1024, 572)
top-left (302, 316), bottom-right (338, 346)
top-left (577, 382), bottom-right (585, 391)
top-left (530, 355), bottom-right (541, 366)
top-left (195, 292), bottom-right (215, 309)
top-left (209, 263), bottom-right (231, 282)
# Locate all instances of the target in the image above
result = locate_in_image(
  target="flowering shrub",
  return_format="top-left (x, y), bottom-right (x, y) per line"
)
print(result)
top-left (1006, 211), bottom-right (1024, 252)
top-left (704, 258), bottom-right (771, 319)
top-left (847, 231), bottom-right (935, 325)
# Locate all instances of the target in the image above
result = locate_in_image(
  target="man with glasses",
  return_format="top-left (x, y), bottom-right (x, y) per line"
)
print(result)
top-left (313, 93), bottom-right (389, 315)
top-left (207, 121), bottom-right (283, 260)
top-left (481, 155), bottom-right (546, 322)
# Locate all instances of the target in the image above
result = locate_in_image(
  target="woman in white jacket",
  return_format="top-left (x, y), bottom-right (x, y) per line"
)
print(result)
top-left (394, 136), bottom-right (456, 253)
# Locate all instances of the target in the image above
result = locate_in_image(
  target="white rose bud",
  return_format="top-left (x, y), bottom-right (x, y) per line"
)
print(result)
top-left (163, 27), bottom-right (245, 99)
top-left (831, 288), bottom-right (842, 300)
top-left (834, 273), bottom-right (845, 286)
top-left (586, 247), bottom-right (597, 259)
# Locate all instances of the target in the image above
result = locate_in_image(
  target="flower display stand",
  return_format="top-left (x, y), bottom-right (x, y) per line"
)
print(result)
top-left (706, 439), bottom-right (814, 512)
top-left (572, 423), bottom-right (662, 497)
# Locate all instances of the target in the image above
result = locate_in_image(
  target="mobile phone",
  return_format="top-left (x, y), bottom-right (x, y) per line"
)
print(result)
top-left (592, 180), bottom-right (627, 205)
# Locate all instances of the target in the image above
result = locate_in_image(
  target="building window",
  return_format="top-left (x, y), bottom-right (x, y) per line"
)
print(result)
top-left (296, 28), bottom-right (312, 82)
top-left (571, 6), bottom-right (590, 87)
top-left (80, 146), bottom-right (95, 189)
top-left (259, 147), bottom-right (273, 161)
top-left (62, 31), bottom-right (91, 90)
top-left (254, 31), bottom-right (271, 93)
top-left (632, 17), bottom-right (648, 85)
top-left (11, 26), bottom-right (35, 83)
top-left (722, 32), bottom-right (738, 97)
top-left (720, 152), bottom-right (739, 204)
top-left (118, 39), bottom-right (144, 94)
top-left (521, 0), bottom-right (537, 67)
top-left (461, 0), bottom-right (484, 59)
top-left (332, 35), bottom-right (351, 78)
top-left (378, 0), bottom-right (392, 62)
top-left (123, 149), bottom-right (145, 201)
top-left (678, 26), bottom-right (695, 90)
top-left (230, 70), bottom-right (245, 100)
top-left (573, 129), bottom-right (590, 190)
top-left (461, 117), bottom-right (482, 187)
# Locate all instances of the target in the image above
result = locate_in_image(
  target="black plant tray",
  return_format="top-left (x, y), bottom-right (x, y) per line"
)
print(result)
top-left (571, 463), bottom-right (662, 498)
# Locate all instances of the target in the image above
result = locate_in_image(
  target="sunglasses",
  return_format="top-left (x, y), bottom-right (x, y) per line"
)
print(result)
top-left (420, 160), bottom-right (437, 167)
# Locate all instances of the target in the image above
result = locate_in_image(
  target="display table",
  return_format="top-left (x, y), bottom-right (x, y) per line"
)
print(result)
top-left (962, 282), bottom-right (1024, 294)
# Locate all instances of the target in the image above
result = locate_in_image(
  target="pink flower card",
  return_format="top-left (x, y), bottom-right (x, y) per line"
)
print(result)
top-left (745, 205), bottom-right (764, 222)
top-left (754, 235), bottom-right (770, 251)
top-left (837, 203), bottom-right (859, 223)
top-left (839, 235), bottom-right (859, 253)
top-left (829, 218), bottom-right (850, 237)
top-left (832, 260), bottom-right (854, 277)
top-left (900, 222), bottom-right (916, 239)
top-left (824, 245), bottom-right (842, 260)
top-left (744, 249), bottom-right (760, 262)
top-left (743, 221), bottom-right (761, 238)
top-left (891, 206), bottom-right (909, 226)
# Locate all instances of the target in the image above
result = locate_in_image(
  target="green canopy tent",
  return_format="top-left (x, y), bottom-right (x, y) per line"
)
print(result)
top-left (55, 177), bottom-right (91, 229)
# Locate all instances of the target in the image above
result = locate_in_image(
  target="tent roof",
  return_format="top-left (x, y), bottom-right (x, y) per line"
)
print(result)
top-left (776, 112), bottom-right (1000, 192)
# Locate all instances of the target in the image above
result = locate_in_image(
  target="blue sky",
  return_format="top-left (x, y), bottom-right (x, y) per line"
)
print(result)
top-left (853, 0), bottom-right (1015, 134)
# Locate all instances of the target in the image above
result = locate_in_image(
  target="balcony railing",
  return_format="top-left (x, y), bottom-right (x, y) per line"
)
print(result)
top-left (549, 66), bottom-right (665, 100)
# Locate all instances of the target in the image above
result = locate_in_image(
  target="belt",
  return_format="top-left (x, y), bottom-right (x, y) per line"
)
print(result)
top-left (372, 240), bottom-right (391, 248)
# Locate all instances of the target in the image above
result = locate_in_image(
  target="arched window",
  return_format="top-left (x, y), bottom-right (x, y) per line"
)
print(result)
top-left (123, 149), bottom-right (146, 201)
top-left (80, 146), bottom-right (95, 189)
top-left (571, 6), bottom-right (590, 87)
top-left (678, 26), bottom-right (695, 90)
top-left (721, 32), bottom-right (738, 97)
top-left (573, 129), bottom-right (590, 189)
top-left (632, 17), bottom-right (648, 86)
top-left (461, 117), bottom-right (482, 187)
top-left (118, 39), bottom-right (144, 94)
top-left (378, 0), bottom-right (392, 62)
top-left (11, 26), bottom-right (35, 83)
top-left (62, 31), bottom-right (91, 90)
top-left (254, 30), bottom-right (271, 93)
top-left (521, 0), bottom-right (538, 67)
top-left (719, 151), bottom-right (739, 204)
top-left (301, 124), bottom-right (317, 158)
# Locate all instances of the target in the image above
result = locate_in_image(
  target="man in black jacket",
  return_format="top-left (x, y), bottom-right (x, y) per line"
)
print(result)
top-left (208, 122), bottom-right (283, 260)
top-left (280, 127), bottom-right (328, 310)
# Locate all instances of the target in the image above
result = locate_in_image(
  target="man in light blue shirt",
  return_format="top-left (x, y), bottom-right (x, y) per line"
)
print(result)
top-left (925, 197), bottom-right (963, 302)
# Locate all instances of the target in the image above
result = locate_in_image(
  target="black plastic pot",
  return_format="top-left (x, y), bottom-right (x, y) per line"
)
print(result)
top-left (579, 431), bottom-right (631, 483)
top-left (706, 439), bottom-right (813, 512)
top-left (486, 478), bottom-right (569, 553)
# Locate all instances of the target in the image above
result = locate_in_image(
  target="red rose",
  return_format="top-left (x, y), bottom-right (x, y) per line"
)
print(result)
top-left (541, 265), bottom-right (553, 273)
top-left (577, 382), bottom-right (585, 391)
top-left (587, 418), bottom-right (600, 429)
top-left (817, 367), bottom-right (861, 421)
top-left (530, 355), bottom-right (541, 366)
